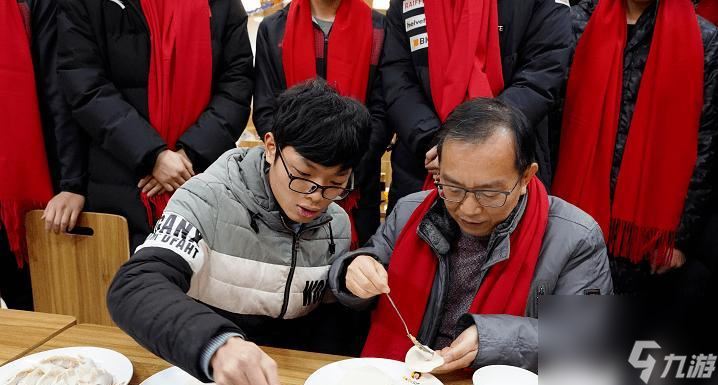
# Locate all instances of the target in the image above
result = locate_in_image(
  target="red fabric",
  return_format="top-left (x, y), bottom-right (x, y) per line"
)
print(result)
top-left (282, 0), bottom-right (373, 103)
top-left (424, 0), bottom-right (504, 122)
top-left (698, 0), bottom-right (718, 26)
top-left (337, 190), bottom-right (360, 250)
top-left (282, 0), bottom-right (373, 245)
top-left (362, 177), bottom-right (549, 359)
top-left (420, 0), bottom-right (504, 190)
top-left (139, 0), bottom-right (213, 224)
top-left (0, 1), bottom-right (54, 267)
top-left (552, 0), bottom-right (703, 266)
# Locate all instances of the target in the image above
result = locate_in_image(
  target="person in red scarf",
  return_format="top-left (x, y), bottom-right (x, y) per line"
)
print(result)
top-left (253, 0), bottom-right (392, 249)
top-left (56, 0), bottom-right (254, 251)
top-left (328, 98), bottom-right (613, 372)
top-left (1, 0), bottom-right (88, 310)
top-left (554, 0), bottom-right (718, 295)
top-left (382, 0), bottom-right (573, 213)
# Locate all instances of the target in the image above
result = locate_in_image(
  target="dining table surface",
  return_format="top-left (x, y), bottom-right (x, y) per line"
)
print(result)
top-left (0, 309), bottom-right (76, 366)
top-left (0, 310), bottom-right (473, 385)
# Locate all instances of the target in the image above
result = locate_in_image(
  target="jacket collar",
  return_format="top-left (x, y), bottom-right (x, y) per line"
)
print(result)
top-left (417, 191), bottom-right (528, 265)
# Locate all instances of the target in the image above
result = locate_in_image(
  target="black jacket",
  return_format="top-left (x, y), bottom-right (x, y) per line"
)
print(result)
top-left (56, 0), bottom-right (254, 246)
top-left (572, 0), bottom-right (718, 254)
top-left (27, 0), bottom-right (88, 194)
top-left (383, 0), bottom-right (573, 207)
top-left (252, 7), bottom-right (393, 243)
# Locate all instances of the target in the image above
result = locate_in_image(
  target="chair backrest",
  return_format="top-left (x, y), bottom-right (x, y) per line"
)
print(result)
top-left (25, 210), bottom-right (130, 326)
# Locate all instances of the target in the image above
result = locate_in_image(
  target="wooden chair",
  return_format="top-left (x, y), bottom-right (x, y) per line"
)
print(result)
top-left (25, 210), bottom-right (130, 326)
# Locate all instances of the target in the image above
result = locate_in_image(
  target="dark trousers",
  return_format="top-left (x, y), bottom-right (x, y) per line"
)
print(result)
top-left (0, 227), bottom-right (33, 310)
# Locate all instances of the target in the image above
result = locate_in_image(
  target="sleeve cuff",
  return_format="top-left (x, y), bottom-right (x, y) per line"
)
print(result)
top-left (200, 332), bottom-right (245, 380)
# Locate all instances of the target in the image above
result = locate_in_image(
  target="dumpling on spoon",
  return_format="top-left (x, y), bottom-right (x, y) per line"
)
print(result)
top-left (405, 345), bottom-right (445, 373)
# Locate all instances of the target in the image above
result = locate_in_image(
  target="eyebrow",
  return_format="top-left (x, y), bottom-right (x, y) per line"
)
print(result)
top-left (441, 173), bottom-right (505, 189)
top-left (299, 157), bottom-right (351, 178)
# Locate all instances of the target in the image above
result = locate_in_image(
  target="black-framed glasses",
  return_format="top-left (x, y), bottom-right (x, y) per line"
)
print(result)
top-left (435, 176), bottom-right (521, 208)
top-left (275, 145), bottom-right (354, 201)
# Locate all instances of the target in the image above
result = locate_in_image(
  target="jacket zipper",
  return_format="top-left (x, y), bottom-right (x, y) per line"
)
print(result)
top-left (534, 282), bottom-right (547, 314)
top-left (277, 218), bottom-right (332, 319)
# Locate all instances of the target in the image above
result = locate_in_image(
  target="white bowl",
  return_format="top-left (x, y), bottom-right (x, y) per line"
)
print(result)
top-left (472, 365), bottom-right (538, 385)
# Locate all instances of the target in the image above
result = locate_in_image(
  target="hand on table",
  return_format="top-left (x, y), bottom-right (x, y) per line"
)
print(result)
top-left (42, 192), bottom-right (86, 233)
top-left (433, 325), bottom-right (478, 374)
top-left (345, 255), bottom-right (390, 299)
top-left (211, 337), bottom-right (280, 385)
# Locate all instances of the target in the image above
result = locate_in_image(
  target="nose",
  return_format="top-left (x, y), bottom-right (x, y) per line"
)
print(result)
top-left (306, 189), bottom-right (324, 204)
top-left (459, 193), bottom-right (484, 216)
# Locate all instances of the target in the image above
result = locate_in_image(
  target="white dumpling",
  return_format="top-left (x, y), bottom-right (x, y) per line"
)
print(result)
top-left (404, 346), bottom-right (445, 373)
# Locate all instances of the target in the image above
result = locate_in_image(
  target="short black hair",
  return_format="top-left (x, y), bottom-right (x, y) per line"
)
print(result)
top-left (271, 80), bottom-right (370, 170)
top-left (436, 98), bottom-right (535, 172)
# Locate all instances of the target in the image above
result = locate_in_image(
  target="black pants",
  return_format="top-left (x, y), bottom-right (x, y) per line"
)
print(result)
top-left (0, 226), bottom-right (33, 310)
top-left (610, 256), bottom-right (713, 297)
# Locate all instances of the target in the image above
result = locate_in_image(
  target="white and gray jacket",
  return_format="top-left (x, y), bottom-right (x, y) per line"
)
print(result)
top-left (329, 190), bottom-right (613, 372)
top-left (108, 147), bottom-right (350, 381)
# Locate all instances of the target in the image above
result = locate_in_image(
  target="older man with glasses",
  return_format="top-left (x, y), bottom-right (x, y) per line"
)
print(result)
top-left (329, 97), bottom-right (613, 373)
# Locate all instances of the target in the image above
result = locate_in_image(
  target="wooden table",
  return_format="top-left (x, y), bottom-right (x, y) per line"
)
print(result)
top-left (0, 310), bottom-right (76, 366)
top-left (28, 324), bottom-right (472, 385)
top-left (28, 324), bottom-right (170, 385)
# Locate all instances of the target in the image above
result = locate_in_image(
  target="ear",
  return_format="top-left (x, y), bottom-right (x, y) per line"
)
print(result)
top-left (264, 133), bottom-right (277, 163)
top-left (520, 163), bottom-right (539, 195)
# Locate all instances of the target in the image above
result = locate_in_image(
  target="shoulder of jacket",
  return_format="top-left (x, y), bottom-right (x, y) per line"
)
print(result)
top-left (547, 195), bottom-right (600, 234)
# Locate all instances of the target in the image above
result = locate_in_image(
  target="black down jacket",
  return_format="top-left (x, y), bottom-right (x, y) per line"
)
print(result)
top-left (382, 0), bottom-right (573, 209)
top-left (572, 0), bottom-right (718, 255)
top-left (56, 0), bottom-right (254, 248)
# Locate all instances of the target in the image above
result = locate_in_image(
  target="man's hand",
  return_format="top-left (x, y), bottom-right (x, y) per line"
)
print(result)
top-left (151, 149), bottom-right (194, 192)
top-left (42, 192), bottom-right (86, 233)
top-left (433, 325), bottom-right (479, 374)
top-left (210, 337), bottom-right (280, 385)
top-left (653, 248), bottom-right (686, 275)
top-left (345, 255), bottom-right (390, 299)
top-left (138, 176), bottom-right (168, 197)
top-left (425, 146), bottom-right (439, 177)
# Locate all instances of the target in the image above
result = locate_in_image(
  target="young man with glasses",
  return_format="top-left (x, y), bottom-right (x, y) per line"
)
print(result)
top-left (107, 81), bottom-right (369, 385)
top-left (329, 98), bottom-right (613, 372)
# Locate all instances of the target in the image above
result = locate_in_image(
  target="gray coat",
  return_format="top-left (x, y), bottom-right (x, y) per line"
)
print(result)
top-left (329, 190), bottom-right (613, 371)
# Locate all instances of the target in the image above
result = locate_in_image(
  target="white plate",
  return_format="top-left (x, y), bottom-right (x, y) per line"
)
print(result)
top-left (0, 346), bottom-right (133, 385)
top-left (305, 358), bottom-right (443, 385)
top-left (471, 365), bottom-right (538, 385)
top-left (140, 366), bottom-right (206, 385)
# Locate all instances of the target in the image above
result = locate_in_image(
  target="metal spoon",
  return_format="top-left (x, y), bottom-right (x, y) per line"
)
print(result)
top-left (385, 293), bottom-right (436, 356)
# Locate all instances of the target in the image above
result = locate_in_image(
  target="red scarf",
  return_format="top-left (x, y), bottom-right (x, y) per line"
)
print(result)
top-left (362, 177), bottom-right (548, 359)
top-left (697, 0), bottom-right (718, 25)
top-left (282, 0), bottom-right (373, 103)
top-left (283, 0), bottom-right (373, 248)
top-left (139, 0), bottom-right (213, 225)
top-left (421, 0), bottom-right (504, 191)
top-left (552, 0), bottom-right (703, 266)
top-left (0, 1), bottom-right (54, 267)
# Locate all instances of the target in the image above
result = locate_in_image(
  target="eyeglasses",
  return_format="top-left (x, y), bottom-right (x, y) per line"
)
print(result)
top-left (275, 145), bottom-right (353, 201)
top-left (435, 176), bottom-right (521, 208)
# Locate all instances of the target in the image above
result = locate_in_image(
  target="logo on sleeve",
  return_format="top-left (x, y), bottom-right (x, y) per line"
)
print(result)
top-left (410, 32), bottom-right (428, 52)
top-left (403, 0), bottom-right (423, 13)
top-left (140, 212), bottom-right (205, 264)
top-left (405, 14), bottom-right (426, 32)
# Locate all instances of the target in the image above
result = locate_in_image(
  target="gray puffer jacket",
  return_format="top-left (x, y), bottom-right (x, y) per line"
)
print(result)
top-left (329, 190), bottom-right (613, 371)
top-left (108, 147), bottom-right (351, 381)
